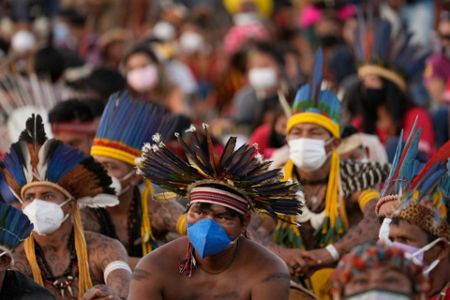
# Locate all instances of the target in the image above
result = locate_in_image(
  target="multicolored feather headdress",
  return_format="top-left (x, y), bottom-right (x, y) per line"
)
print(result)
top-left (391, 140), bottom-right (450, 239)
top-left (287, 48), bottom-right (341, 137)
top-left (376, 118), bottom-right (423, 217)
top-left (91, 91), bottom-right (176, 166)
top-left (0, 114), bottom-right (117, 208)
top-left (137, 124), bottom-right (301, 217)
top-left (0, 202), bottom-right (33, 252)
top-left (354, 17), bottom-right (428, 92)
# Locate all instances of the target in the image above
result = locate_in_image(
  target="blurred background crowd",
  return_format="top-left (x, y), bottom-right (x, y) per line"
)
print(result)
top-left (0, 0), bottom-right (449, 165)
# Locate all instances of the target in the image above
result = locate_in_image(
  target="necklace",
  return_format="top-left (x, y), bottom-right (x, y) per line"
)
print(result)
top-left (34, 230), bottom-right (77, 298)
top-left (198, 239), bottom-right (240, 275)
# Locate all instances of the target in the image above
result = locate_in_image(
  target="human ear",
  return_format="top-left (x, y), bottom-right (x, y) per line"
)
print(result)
top-left (0, 253), bottom-right (12, 271)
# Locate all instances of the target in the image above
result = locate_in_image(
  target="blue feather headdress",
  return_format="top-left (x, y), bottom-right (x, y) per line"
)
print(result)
top-left (0, 202), bottom-right (33, 251)
top-left (354, 16), bottom-right (428, 92)
top-left (376, 117), bottom-right (423, 217)
top-left (287, 48), bottom-right (341, 137)
top-left (392, 140), bottom-right (450, 239)
top-left (0, 114), bottom-right (118, 208)
top-left (91, 90), bottom-right (176, 166)
top-left (137, 124), bottom-right (302, 218)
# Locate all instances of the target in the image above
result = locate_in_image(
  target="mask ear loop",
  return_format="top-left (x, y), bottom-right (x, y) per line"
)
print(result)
top-left (60, 197), bottom-right (74, 224)
top-left (409, 237), bottom-right (444, 259)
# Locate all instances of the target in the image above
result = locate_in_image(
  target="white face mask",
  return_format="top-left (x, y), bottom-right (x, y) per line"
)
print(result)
top-left (248, 67), bottom-right (278, 91)
top-left (347, 289), bottom-right (410, 300)
top-left (127, 65), bottom-right (159, 93)
top-left (179, 31), bottom-right (204, 53)
top-left (110, 170), bottom-right (135, 196)
top-left (288, 138), bottom-right (329, 171)
top-left (23, 199), bottom-right (71, 236)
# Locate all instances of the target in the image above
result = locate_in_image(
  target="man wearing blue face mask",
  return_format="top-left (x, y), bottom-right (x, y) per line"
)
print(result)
top-left (376, 140), bottom-right (450, 300)
top-left (330, 243), bottom-right (430, 300)
top-left (129, 124), bottom-right (302, 299)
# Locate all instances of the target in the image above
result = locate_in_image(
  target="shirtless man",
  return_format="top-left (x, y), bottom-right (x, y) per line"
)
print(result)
top-left (84, 91), bottom-right (185, 268)
top-left (0, 115), bottom-right (131, 299)
top-left (129, 124), bottom-right (302, 299)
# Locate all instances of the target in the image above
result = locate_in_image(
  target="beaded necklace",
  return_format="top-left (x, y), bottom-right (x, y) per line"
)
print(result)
top-left (34, 230), bottom-right (78, 298)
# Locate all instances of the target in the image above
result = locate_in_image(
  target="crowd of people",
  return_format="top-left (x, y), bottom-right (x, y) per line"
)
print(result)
top-left (0, 0), bottom-right (448, 299)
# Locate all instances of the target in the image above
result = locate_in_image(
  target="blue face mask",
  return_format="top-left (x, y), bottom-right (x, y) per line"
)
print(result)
top-left (187, 218), bottom-right (234, 258)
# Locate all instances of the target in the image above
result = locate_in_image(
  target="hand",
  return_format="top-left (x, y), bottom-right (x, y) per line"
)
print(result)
top-left (276, 247), bottom-right (319, 276)
top-left (291, 248), bottom-right (335, 277)
top-left (82, 285), bottom-right (121, 300)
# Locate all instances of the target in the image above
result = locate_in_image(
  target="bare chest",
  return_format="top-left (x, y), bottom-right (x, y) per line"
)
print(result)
top-left (163, 271), bottom-right (251, 300)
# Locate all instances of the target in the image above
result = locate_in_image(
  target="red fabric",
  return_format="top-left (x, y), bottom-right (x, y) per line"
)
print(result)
top-left (351, 107), bottom-right (435, 157)
top-left (428, 287), bottom-right (450, 300)
top-left (248, 124), bottom-right (275, 159)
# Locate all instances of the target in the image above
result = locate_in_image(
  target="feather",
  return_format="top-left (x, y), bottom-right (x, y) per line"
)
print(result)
top-left (77, 194), bottom-right (119, 208)
top-left (0, 202), bottom-right (33, 249)
top-left (309, 48), bottom-right (324, 105)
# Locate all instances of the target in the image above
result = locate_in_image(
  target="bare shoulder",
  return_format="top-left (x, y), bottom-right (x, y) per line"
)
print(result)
top-left (131, 237), bottom-right (187, 285)
top-left (85, 231), bottom-right (128, 265)
top-left (137, 236), bottom-right (187, 269)
top-left (240, 238), bottom-right (289, 279)
top-left (80, 207), bottom-right (101, 232)
top-left (11, 244), bottom-right (32, 276)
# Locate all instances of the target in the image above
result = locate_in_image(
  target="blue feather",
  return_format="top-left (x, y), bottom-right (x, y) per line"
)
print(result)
top-left (46, 143), bottom-right (86, 182)
top-left (0, 202), bottom-right (33, 249)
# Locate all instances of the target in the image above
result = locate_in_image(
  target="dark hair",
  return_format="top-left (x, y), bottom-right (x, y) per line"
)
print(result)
top-left (359, 78), bottom-right (412, 135)
top-left (48, 99), bottom-right (94, 123)
top-left (87, 67), bottom-right (126, 101)
top-left (391, 217), bottom-right (438, 243)
top-left (122, 44), bottom-right (159, 68)
top-left (83, 97), bottom-right (106, 118)
top-left (34, 46), bottom-right (66, 82)
top-left (340, 125), bottom-right (358, 139)
top-left (248, 41), bottom-right (284, 67)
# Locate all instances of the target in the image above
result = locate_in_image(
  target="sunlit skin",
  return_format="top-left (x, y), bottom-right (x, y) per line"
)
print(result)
top-left (53, 132), bottom-right (94, 155)
top-left (128, 201), bottom-right (291, 300)
top-left (15, 185), bottom-right (130, 299)
top-left (344, 266), bottom-right (413, 297)
top-left (389, 219), bottom-right (450, 297)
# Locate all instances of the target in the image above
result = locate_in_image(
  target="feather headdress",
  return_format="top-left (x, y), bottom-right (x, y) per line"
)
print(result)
top-left (91, 90), bottom-right (176, 166)
top-left (0, 202), bottom-right (33, 251)
top-left (287, 48), bottom-right (341, 137)
top-left (376, 117), bottom-right (423, 217)
top-left (354, 16), bottom-right (428, 92)
top-left (392, 140), bottom-right (450, 239)
top-left (0, 114), bottom-right (118, 208)
top-left (137, 124), bottom-right (301, 217)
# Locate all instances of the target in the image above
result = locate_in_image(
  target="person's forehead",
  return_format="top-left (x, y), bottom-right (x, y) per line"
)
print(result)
top-left (94, 155), bottom-right (131, 168)
top-left (390, 219), bottom-right (427, 238)
top-left (191, 202), bottom-right (229, 213)
top-left (24, 185), bottom-right (61, 195)
top-left (289, 122), bottom-right (328, 133)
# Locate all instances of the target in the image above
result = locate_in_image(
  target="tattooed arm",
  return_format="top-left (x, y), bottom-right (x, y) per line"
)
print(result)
top-left (85, 232), bottom-right (131, 300)
top-left (149, 196), bottom-right (184, 235)
top-left (334, 196), bottom-right (379, 255)
top-left (127, 253), bottom-right (164, 300)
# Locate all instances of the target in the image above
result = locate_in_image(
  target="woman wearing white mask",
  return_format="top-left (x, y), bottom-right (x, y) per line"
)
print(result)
top-left (121, 44), bottom-right (189, 115)
top-left (1, 114), bottom-right (131, 300)
top-left (251, 50), bottom-right (390, 299)
top-left (331, 243), bottom-right (430, 300)
top-left (376, 140), bottom-right (450, 300)
top-left (231, 41), bottom-right (287, 133)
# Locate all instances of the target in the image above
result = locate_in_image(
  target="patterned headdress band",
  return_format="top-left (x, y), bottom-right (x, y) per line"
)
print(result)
top-left (190, 186), bottom-right (249, 215)
top-left (51, 120), bottom-right (98, 135)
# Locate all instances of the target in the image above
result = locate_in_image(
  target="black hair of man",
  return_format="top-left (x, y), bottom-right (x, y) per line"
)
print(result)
top-left (87, 67), bottom-right (126, 101)
top-left (48, 98), bottom-right (95, 124)
top-left (34, 46), bottom-right (66, 82)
